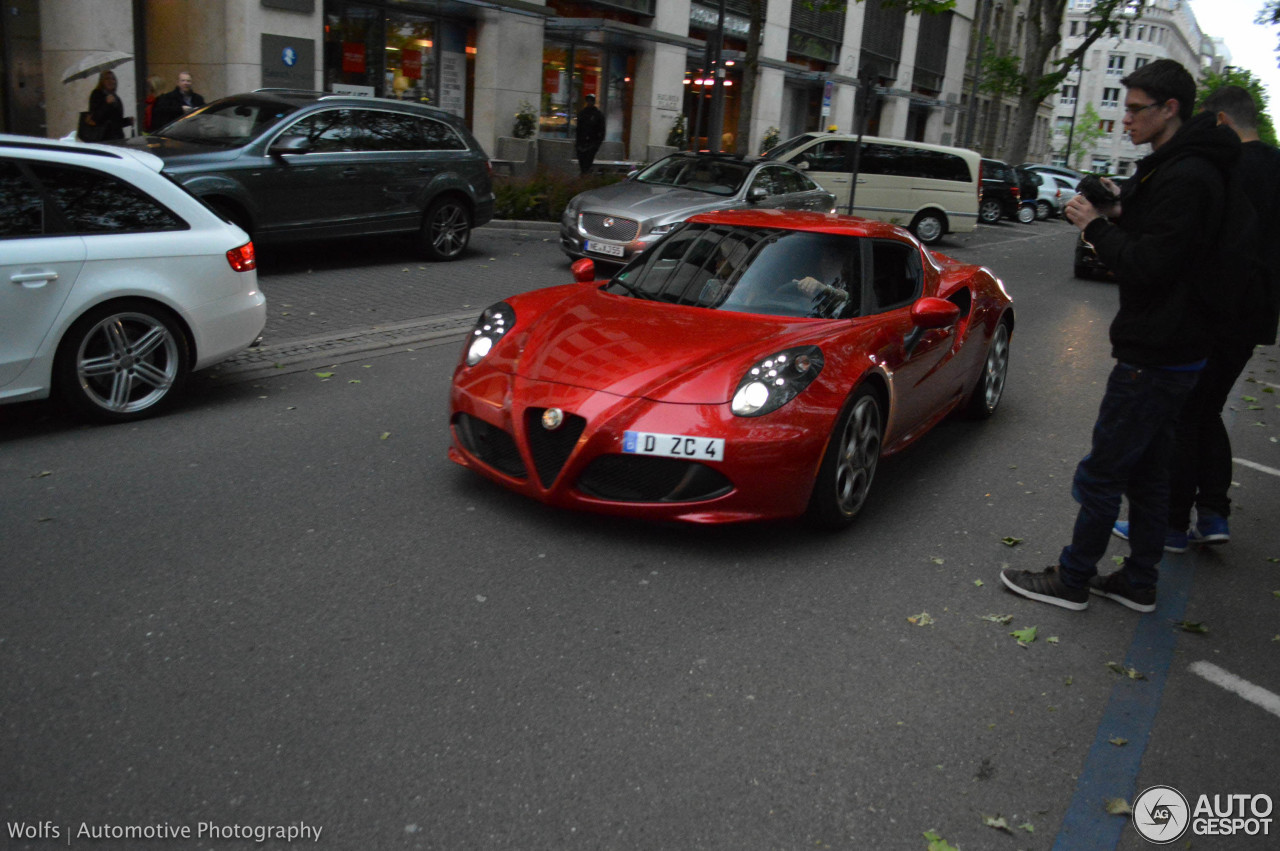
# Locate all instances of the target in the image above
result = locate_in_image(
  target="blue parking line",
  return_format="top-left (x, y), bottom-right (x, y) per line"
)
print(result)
top-left (1051, 556), bottom-right (1195, 850)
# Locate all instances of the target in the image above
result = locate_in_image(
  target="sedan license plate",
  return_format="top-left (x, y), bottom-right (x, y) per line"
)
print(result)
top-left (623, 430), bottom-right (725, 462)
top-left (585, 240), bottom-right (625, 258)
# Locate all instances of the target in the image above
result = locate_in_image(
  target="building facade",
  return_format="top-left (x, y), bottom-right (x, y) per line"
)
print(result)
top-left (0, 0), bottom-right (1226, 168)
top-left (1052, 0), bottom-right (1223, 175)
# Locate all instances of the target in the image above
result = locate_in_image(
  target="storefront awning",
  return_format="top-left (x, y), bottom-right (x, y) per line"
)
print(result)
top-left (545, 16), bottom-right (702, 51)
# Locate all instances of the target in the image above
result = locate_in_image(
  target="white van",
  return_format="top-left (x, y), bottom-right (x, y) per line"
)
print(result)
top-left (765, 133), bottom-right (981, 245)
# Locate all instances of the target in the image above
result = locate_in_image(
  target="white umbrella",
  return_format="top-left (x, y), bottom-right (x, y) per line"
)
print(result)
top-left (61, 50), bottom-right (134, 84)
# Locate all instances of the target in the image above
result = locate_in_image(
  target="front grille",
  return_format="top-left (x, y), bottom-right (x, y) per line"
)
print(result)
top-left (580, 213), bottom-right (639, 242)
top-left (452, 413), bottom-right (527, 479)
top-left (576, 455), bottom-right (733, 503)
top-left (524, 408), bottom-right (587, 488)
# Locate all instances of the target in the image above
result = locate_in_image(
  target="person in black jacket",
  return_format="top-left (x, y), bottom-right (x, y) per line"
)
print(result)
top-left (87, 70), bottom-right (134, 140)
top-left (1157, 85), bottom-right (1280, 547)
top-left (151, 71), bottom-right (205, 130)
top-left (574, 94), bottom-right (605, 175)
top-left (1001, 59), bottom-right (1239, 613)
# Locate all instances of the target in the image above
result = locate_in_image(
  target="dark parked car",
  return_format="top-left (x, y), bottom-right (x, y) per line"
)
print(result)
top-left (979, 158), bottom-right (1021, 224)
top-left (117, 90), bottom-right (494, 260)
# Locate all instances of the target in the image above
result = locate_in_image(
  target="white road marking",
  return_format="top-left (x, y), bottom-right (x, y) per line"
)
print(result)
top-left (1189, 661), bottom-right (1280, 720)
top-left (1232, 457), bottom-right (1280, 478)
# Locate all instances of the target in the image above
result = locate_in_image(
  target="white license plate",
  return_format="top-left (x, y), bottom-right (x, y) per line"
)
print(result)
top-left (585, 240), bottom-right (625, 258)
top-left (623, 430), bottom-right (725, 462)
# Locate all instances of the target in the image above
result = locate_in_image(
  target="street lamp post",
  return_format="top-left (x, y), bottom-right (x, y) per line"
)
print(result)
top-left (847, 66), bottom-right (881, 216)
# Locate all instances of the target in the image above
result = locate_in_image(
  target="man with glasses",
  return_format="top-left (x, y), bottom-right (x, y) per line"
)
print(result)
top-left (1000, 59), bottom-right (1240, 612)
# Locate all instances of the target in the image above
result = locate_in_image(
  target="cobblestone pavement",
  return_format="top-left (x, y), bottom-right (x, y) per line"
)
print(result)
top-left (210, 221), bottom-right (570, 380)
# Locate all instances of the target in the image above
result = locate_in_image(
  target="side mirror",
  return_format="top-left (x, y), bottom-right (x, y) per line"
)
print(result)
top-left (571, 257), bottom-right (596, 283)
top-left (794, 161), bottom-right (809, 171)
top-left (747, 186), bottom-right (768, 203)
top-left (910, 296), bottom-right (961, 329)
top-left (269, 135), bottom-right (311, 156)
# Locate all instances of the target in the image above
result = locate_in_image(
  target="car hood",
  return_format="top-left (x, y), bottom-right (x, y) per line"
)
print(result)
top-left (575, 181), bottom-right (737, 222)
top-left (509, 287), bottom-right (818, 404)
top-left (115, 135), bottom-right (244, 165)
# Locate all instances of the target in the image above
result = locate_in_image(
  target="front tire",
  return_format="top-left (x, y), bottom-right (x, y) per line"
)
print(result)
top-left (420, 195), bottom-right (472, 261)
top-left (964, 319), bottom-right (1010, 419)
top-left (806, 387), bottom-right (883, 529)
top-left (978, 199), bottom-right (1002, 224)
top-left (1017, 204), bottom-right (1035, 224)
top-left (1035, 200), bottom-right (1052, 220)
top-left (53, 300), bottom-right (190, 422)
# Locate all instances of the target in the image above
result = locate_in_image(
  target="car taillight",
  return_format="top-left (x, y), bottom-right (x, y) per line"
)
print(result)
top-left (226, 241), bottom-right (256, 272)
top-left (1012, 187), bottom-right (1020, 202)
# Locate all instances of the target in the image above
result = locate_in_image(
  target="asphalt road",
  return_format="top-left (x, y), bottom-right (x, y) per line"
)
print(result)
top-left (1, 219), bottom-right (1277, 851)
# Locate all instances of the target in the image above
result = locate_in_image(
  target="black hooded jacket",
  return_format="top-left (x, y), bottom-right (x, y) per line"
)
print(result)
top-left (1083, 112), bottom-right (1240, 366)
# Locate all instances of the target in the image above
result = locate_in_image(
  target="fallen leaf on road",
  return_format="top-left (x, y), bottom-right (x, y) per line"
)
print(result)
top-left (1010, 626), bottom-right (1037, 646)
top-left (1105, 798), bottom-right (1132, 816)
top-left (315, 372), bottom-right (334, 379)
top-left (1109, 737), bottom-right (1128, 746)
top-left (980, 614), bottom-right (1014, 624)
top-left (922, 830), bottom-right (958, 851)
top-left (1106, 661), bottom-right (1146, 679)
top-left (1001, 536), bottom-right (1023, 547)
top-left (907, 612), bottom-right (935, 626)
top-left (1174, 620), bottom-right (1208, 634)
top-left (982, 814), bottom-right (1012, 833)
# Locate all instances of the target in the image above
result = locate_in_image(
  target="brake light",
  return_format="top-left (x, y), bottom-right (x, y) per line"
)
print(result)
top-left (1012, 187), bottom-right (1020, 202)
top-left (226, 241), bottom-right (256, 272)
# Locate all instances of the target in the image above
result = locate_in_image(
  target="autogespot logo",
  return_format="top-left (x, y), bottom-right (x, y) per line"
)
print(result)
top-left (1133, 785), bottom-right (1190, 844)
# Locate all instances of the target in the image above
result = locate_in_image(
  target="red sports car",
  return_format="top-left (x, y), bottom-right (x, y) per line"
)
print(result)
top-left (448, 209), bottom-right (1013, 527)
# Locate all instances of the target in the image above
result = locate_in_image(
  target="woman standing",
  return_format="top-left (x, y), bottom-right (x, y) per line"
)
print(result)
top-left (86, 70), bottom-right (133, 140)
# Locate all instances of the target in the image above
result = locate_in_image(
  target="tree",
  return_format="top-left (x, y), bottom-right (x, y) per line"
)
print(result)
top-left (1197, 66), bottom-right (1278, 146)
top-left (1063, 102), bottom-right (1108, 168)
top-left (1258, 1), bottom-right (1280, 63)
top-left (992, 0), bottom-right (1144, 166)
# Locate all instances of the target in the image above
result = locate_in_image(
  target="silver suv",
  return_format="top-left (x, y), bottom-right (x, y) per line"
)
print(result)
top-left (117, 90), bottom-right (494, 260)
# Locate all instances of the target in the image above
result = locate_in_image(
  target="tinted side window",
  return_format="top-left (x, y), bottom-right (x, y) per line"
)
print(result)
top-left (913, 150), bottom-right (973, 182)
top-left (0, 160), bottom-right (49, 238)
top-left (27, 162), bottom-right (186, 234)
top-left (286, 109), bottom-right (353, 152)
top-left (353, 110), bottom-right (420, 151)
top-left (869, 239), bottom-right (922, 311)
top-left (796, 140), bottom-right (852, 172)
top-left (418, 117), bottom-right (466, 151)
top-left (860, 143), bottom-right (903, 176)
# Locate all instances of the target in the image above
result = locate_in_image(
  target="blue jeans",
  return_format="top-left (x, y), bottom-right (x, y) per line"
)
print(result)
top-left (1058, 362), bottom-right (1200, 590)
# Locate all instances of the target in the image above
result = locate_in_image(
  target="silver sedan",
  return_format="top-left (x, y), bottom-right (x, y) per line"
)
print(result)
top-left (560, 153), bottom-right (836, 263)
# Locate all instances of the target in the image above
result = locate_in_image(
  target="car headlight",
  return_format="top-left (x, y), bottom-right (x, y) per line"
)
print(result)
top-left (731, 346), bottom-right (824, 417)
top-left (563, 196), bottom-right (583, 220)
top-left (648, 223), bottom-right (675, 237)
top-left (465, 302), bottom-right (514, 366)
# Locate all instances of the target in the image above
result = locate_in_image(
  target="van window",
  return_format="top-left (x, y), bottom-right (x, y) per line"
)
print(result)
top-left (858, 144), bottom-right (971, 182)
top-left (795, 140), bottom-right (853, 172)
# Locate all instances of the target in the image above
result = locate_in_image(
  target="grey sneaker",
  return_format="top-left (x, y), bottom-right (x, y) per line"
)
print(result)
top-left (1088, 571), bottom-right (1156, 613)
top-left (1000, 565), bottom-right (1089, 611)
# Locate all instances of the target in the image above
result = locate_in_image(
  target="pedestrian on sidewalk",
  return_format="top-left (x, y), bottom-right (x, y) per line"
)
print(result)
top-left (575, 94), bottom-right (605, 176)
top-left (1000, 59), bottom-right (1239, 613)
top-left (151, 71), bottom-right (205, 130)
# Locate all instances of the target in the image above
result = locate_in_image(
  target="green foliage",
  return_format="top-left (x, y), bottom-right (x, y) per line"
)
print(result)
top-left (1197, 67), bottom-right (1278, 146)
top-left (980, 52), bottom-right (1025, 98)
top-left (491, 168), bottom-right (623, 222)
top-left (760, 125), bottom-right (781, 154)
top-left (1063, 102), bottom-right (1108, 168)
top-left (667, 114), bottom-right (687, 149)
top-left (512, 101), bottom-right (537, 139)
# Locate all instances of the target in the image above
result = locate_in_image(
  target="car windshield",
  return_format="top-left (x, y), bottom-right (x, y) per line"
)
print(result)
top-left (157, 99), bottom-right (300, 146)
top-left (634, 157), bottom-right (752, 196)
top-left (604, 223), bottom-right (861, 320)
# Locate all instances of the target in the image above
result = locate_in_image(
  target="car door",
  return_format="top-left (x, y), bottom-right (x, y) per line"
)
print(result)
top-left (783, 138), bottom-right (856, 210)
top-left (862, 239), bottom-right (958, 440)
top-left (752, 165), bottom-right (834, 212)
top-left (0, 159), bottom-right (85, 388)
top-left (252, 108), bottom-right (385, 236)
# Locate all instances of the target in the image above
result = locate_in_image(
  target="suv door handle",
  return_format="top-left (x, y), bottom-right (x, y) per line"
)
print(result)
top-left (11, 270), bottom-right (58, 286)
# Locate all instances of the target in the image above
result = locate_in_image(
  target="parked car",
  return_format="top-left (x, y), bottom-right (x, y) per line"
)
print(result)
top-left (0, 135), bottom-right (266, 421)
top-left (979, 158), bottom-right (1022, 224)
top-left (764, 132), bottom-right (981, 245)
top-left (559, 152), bottom-right (835, 264)
top-left (1014, 167), bottom-right (1042, 223)
top-left (451, 208), bottom-right (1014, 527)
top-left (116, 90), bottom-right (494, 260)
top-left (1020, 162), bottom-right (1085, 185)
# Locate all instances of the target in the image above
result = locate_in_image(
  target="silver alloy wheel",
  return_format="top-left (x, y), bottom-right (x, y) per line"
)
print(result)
top-left (74, 311), bottom-right (181, 414)
top-left (912, 213), bottom-right (944, 244)
top-left (1017, 203), bottom-right (1035, 224)
top-left (980, 322), bottom-right (1010, 411)
top-left (979, 199), bottom-right (1002, 224)
top-left (834, 394), bottom-right (881, 517)
top-left (425, 199), bottom-right (470, 260)
top-left (1036, 200), bottom-right (1052, 220)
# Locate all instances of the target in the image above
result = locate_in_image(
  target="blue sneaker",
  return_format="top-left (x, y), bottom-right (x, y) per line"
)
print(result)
top-left (1112, 520), bottom-right (1188, 554)
top-left (1188, 511), bottom-right (1229, 545)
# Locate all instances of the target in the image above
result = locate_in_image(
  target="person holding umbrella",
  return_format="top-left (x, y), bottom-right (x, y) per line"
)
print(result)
top-left (86, 69), bottom-right (133, 140)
